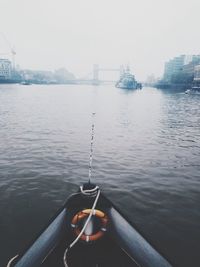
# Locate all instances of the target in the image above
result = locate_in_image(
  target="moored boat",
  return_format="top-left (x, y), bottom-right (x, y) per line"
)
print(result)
top-left (116, 66), bottom-right (142, 90)
top-left (20, 81), bottom-right (32, 85)
top-left (7, 183), bottom-right (172, 267)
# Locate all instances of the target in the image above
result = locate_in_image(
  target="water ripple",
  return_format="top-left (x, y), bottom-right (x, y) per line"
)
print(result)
top-left (0, 85), bottom-right (200, 266)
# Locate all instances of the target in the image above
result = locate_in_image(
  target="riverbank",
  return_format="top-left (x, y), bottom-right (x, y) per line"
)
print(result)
top-left (0, 79), bottom-right (77, 85)
top-left (155, 81), bottom-right (191, 90)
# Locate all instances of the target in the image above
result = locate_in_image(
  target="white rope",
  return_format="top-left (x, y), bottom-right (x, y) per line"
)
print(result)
top-left (80, 185), bottom-right (99, 196)
top-left (88, 113), bottom-right (96, 183)
top-left (6, 255), bottom-right (18, 267)
top-left (63, 187), bottom-right (100, 267)
top-left (63, 112), bottom-right (98, 266)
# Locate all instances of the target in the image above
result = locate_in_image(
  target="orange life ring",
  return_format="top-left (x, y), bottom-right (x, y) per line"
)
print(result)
top-left (71, 209), bottom-right (108, 242)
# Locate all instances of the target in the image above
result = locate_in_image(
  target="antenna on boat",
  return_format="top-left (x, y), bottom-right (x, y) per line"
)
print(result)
top-left (88, 112), bottom-right (96, 184)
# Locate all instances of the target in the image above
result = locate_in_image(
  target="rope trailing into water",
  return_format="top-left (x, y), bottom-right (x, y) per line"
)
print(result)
top-left (88, 112), bottom-right (96, 184)
top-left (64, 113), bottom-right (99, 266)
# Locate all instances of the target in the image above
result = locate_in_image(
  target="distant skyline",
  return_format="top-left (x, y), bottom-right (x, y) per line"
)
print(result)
top-left (1, 0), bottom-right (200, 81)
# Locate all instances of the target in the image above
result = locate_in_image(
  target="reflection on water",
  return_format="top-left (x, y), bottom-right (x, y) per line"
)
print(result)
top-left (0, 84), bottom-right (200, 266)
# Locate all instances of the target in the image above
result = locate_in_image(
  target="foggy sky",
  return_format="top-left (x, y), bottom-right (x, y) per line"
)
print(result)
top-left (1, 0), bottom-right (200, 80)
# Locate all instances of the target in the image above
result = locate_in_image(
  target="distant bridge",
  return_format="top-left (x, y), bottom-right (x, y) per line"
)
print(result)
top-left (77, 65), bottom-right (124, 85)
top-left (92, 64), bottom-right (123, 84)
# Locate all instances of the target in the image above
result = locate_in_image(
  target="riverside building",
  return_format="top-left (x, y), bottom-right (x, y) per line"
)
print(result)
top-left (0, 59), bottom-right (12, 80)
top-left (163, 55), bottom-right (200, 81)
top-left (163, 55), bottom-right (185, 81)
top-left (194, 65), bottom-right (200, 82)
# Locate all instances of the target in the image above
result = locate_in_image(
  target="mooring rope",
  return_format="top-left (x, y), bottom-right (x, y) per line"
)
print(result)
top-left (88, 112), bottom-right (96, 184)
top-left (6, 255), bottom-right (18, 267)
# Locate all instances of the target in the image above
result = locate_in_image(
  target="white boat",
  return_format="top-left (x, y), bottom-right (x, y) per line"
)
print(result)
top-left (116, 66), bottom-right (142, 90)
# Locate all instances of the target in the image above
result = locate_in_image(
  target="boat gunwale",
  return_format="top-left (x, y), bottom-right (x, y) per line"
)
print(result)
top-left (10, 187), bottom-right (173, 267)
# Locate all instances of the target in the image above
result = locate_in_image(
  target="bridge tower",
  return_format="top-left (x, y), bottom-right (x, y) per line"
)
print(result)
top-left (92, 64), bottom-right (121, 84)
top-left (93, 64), bottom-right (99, 83)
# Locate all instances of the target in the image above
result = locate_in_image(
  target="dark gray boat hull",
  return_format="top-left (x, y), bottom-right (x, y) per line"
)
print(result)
top-left (11, 190), bottom-right (172, 267)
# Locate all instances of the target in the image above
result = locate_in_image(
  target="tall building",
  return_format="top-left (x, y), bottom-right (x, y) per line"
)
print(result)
top-left (0, 59), bottom-right (12, 80)
top-left (163, 55), bottom-right (185, 81)
top-left (184, 55), bottom-right (200, 65)
top-left (182, 60), bottom-right (200, 75)
top-left (163, 55), bottom-right (200, 81)
top-left (194, 65), bottom-right (200, 82)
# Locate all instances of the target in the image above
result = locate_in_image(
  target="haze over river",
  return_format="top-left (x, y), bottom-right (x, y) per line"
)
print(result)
top-left (0, 84), bottom-right (200, 266)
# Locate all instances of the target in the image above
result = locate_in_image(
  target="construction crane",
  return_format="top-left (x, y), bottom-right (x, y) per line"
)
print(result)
top-left (0, 32), bottom-right (16, 70)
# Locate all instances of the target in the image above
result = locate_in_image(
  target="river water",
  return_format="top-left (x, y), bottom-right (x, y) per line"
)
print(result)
top-left (0, 84), bottom-right (200, 266)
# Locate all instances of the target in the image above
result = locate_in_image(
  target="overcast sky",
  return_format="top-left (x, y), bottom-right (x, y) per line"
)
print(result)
top-left (0, 0), bottom-right (200, 80)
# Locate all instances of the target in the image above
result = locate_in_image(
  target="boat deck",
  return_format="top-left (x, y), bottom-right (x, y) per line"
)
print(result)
top-left (42, 233), bottom-right (138, 267)
top-left (13, 188), bottom-right (171, 267)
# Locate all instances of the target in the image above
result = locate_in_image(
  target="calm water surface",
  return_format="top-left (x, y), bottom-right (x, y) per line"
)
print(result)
top-left (0, 84), bottom-right (200, 266)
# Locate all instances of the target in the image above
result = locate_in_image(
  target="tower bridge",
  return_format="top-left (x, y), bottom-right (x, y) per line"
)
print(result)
top-left (92, 64), bottom-right (123, 84)
top-left (76, 64), bottom-right (125, 85)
